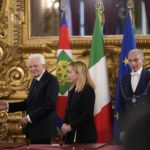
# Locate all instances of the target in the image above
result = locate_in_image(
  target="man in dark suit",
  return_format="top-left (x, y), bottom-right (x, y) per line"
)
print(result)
top-left (0, 54), bottom-right (59, 144)
top-left (119, 49), bottom-right (150, 141)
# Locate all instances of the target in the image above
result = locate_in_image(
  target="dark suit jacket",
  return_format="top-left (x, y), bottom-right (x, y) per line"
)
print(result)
top-left (120, 69), bottom-right (150, 129)
top-left (9, 70), bottom-right (59, 140)
top-left (64, 84), bottom-right (97, 144)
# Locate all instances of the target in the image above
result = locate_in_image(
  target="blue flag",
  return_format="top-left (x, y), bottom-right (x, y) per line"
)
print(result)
top-left (113, 13), bottom-right (136, 143)
top-left (103, 21), bottom-right (108, 35)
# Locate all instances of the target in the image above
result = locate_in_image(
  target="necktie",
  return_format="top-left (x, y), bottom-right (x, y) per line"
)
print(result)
top-left (29, 79), bottom-right (39, 97)
top-left (27, 79), bottom-right (39, 104)
top-left (32, 79), bottom-right (39, 92)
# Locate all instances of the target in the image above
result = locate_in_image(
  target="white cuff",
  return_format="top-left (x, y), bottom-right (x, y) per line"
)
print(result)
top-left (6, 103), bottom-right (9, 112)
top-left (27, 115), bottom-right (32, 123)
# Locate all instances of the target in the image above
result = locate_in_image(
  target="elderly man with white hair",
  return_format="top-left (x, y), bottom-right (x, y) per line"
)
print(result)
top-left (0, 54), bottom-right (59, 144)
top-left (119, 49), bottom-right (150, 142)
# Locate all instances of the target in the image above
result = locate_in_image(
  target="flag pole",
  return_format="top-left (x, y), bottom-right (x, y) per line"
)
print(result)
top-left (127, 0), bottom-right (136, 31)
top-left (89, 0), bottom-right (112, 143)
top-left (96, 0), bottom-right (105, 30)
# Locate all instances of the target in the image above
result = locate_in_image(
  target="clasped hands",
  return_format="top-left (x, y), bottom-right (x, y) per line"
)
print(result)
top-left (0, 101), bottom-right (29, 126)
top-left (61, 123), bottom-right (72, 135)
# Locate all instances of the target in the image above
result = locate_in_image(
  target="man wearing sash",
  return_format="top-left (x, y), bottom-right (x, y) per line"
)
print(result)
top-left (120, 49), bottom-right (150, 141)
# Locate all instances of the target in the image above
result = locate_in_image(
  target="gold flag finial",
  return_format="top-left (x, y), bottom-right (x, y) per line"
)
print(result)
top-left (127, 0), bottom-right (136, 30)
top-left (95, 0), bottom-right (105, 29)
top-left (127, 0), bottom-right (134, 9)
top-left (96, 0), bottom-right (104, 13)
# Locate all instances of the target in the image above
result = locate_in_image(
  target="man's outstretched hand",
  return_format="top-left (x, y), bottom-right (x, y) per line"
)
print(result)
top-left (0, 101), bottom-right (7, 111)
top-left (19, 116), bottom-right (29, 126)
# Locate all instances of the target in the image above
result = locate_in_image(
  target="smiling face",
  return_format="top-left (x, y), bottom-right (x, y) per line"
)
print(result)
top-left (67, 66), bottom-right (78, 83)
top-left (28, 58), bottom-right (45, 78)
top-left (128, 51), bottom-right (143, 72)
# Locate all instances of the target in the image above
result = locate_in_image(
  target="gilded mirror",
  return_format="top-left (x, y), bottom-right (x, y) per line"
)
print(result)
top-left (30, 0), bottom-right (60, 37)
top-left (29, 0), bottom-right (150, 36)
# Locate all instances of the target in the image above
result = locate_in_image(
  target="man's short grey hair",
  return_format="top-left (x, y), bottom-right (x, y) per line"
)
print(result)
top-left (28, 54), bottom-right (45, 64)
top-left (128, 49), bottom-right (144, 60)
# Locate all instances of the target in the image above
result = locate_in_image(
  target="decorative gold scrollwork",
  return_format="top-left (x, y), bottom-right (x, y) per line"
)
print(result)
top-left (0, 42), bottom-right (30, 98)
top-left (6, 66), bottom-right (29, 91)
top-left (7, 123), bottom-right (23, 135)
top-left (0, 46), bottom-right (4, 60)
top-left (0, 0), bottom-right (7, 39)
top-left (0, 111), bottom-right (8, 123)
top-left (0, 16), bottom-right (8, 38)
top-left (0, 0), bottom-right (6, 20)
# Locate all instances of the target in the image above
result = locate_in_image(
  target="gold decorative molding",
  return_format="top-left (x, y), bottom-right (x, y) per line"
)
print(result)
top-left (0, 111), bottom-right (8, 142)
top-left (11, 0), bottom-right (25, 45)
top-left (0, 42), bottom-right (30, 98)
top-left (0, 15), bottom-right (8, 39)
top-left (0, 0), bottom-right (7, 39)
top-left (0, 111), bottom-right (8, 123)
top-left (0, 0), bottom-right (6, 21)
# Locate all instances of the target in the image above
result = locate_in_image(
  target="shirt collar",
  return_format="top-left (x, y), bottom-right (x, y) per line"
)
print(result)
top-left (36, 69), bottom-right (45, 81)
top-left (130, 67), bottom-right (143, 76)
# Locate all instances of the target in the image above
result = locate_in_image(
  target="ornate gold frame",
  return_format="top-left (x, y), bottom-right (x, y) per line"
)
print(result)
top-left (0, 0), bottom-right (6, 20)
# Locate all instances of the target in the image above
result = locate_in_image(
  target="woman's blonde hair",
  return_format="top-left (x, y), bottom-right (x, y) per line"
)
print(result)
top-left (69, 61), bottom-right (95, 92)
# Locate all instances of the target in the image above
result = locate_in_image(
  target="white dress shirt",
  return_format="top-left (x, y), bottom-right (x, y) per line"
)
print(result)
top-left (36, 69), bottom-right (45, 81)
top-left (130, 67), bottom-right (143, 92)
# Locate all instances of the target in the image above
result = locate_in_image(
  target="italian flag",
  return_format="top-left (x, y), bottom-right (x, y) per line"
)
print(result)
top-left (88, 10), bottom-right (112, 143)
top-left (56, 11), bottom-right (72, 126)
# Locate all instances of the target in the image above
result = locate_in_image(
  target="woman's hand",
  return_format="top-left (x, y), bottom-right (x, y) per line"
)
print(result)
top-left (61, 124), bottom-right (72, 135)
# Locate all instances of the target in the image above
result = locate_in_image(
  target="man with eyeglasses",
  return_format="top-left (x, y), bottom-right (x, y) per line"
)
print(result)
top-left (119, 49), bottom-right (150, 142)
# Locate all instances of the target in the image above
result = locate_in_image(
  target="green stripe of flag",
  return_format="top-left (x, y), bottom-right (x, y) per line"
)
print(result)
top-left (88, 11), bottom-right (105, 69)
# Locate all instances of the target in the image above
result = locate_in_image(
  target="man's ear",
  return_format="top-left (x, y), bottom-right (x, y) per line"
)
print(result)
top-left (42, 64), bottom-right (46, 68)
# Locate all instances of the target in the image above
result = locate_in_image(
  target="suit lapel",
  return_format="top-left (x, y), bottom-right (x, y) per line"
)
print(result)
top-left (27, 79), bottom-right (35, 101)
top-left (128, 75), bottom-right (133, 94)
top-left (125, 75), bottom-right (134, 96)
top-left (135, 69), bottom-right (146, 95)
top-left (27, 70), bottom-right (49, 104)
top-left (32, 80), bottom-right (44, 99)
